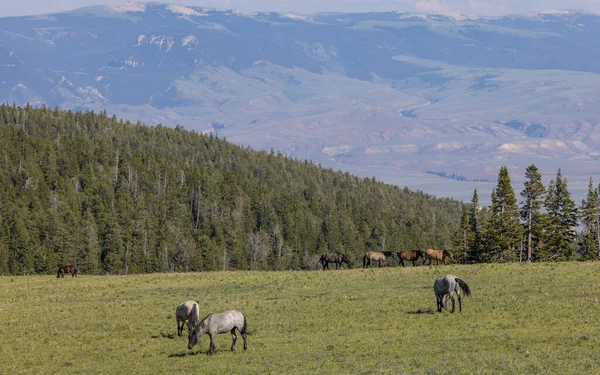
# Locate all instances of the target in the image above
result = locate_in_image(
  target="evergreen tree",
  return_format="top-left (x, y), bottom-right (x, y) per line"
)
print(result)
top-left (452, 207), bottom-right (471, 263)
top-left (579, 178), bottom-right (600, 260)
top-left (543, 169), bottom-right (578, 261)
top-left (520, 165), bottom-right (546, 262)
top-left (483, 167), bottom-right (522, 262)
top-left (467, 189), bottom-right (483, 262)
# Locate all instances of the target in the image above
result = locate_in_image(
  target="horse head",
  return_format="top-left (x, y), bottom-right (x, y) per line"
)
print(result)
top-left (444, 250), bottom-right (454, 261)
top-left (341, 253), bottom-right (353, 267)
top-left (187, 304), bottom-right (202, 349)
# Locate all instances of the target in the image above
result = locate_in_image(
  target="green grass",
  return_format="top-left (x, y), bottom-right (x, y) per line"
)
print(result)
top-left (1, 263), bottom-right (600, 374)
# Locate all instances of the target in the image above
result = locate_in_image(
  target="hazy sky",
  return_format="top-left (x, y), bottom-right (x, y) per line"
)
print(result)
top-left (2, 0), bottom-right (600, 17)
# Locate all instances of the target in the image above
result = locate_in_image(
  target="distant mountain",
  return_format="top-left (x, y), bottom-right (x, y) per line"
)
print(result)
top-left (2, 2), bottom-right (600, 202)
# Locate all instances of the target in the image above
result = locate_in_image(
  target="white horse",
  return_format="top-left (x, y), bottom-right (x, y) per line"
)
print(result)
top-left (187, 304), bottom-right (247, 354)
top-left (175, 300), bottom-right (199, 336)
top-left (434, 275), bottom-right (471, 313)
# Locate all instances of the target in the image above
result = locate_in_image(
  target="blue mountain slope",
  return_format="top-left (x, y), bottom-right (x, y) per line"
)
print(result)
top-left (1, 3), bottom-right (600, 202)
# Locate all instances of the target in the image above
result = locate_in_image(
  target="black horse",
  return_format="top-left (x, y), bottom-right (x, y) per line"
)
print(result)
top-left (320, 252), bottom-right (352, 270)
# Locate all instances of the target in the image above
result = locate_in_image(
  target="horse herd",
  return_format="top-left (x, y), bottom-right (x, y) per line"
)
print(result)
top-left (55, 248), bottom-right (470, 356)
top-left (319, 249), bottom-right (455, 270)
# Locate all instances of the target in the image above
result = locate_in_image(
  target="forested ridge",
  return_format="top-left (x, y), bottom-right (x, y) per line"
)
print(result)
top-left (0, 104), bottom-right (464, 275)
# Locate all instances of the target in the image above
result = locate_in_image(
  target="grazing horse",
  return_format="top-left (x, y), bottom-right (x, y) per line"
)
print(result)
top-left (320, 252), bottom-right (352, 270)
top-left (363, 251), bottom-right (397, 268)
top-left (397, 250), bottom-right (424, 267)
top-left (176, 300), bottom-right (200, 336)
top-left (434, 275), bottom-right (471, 313)
top-left (57, 265), bottom-right (77, 278)
top-left (423, 249), bottom-right (454, 265)
top-left (188, 305), bottom-right (247, 355)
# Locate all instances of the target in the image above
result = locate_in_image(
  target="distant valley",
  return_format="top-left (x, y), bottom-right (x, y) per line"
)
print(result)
top-left (2, 3), bottom-right (600, 202)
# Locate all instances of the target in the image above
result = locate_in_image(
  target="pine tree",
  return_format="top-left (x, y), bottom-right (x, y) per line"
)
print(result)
top-left (543, 169), bottom-right (578, 261)
top-left (452, 207), bottom-right (472, 263)
top-left (483, 167), bottom-right (522, 262)
top-left (579, 178), bottom-right (600, 260)
top-left (467, 189), bottom-right (483, 262)
top-left (520, 165), bottom-right (546, 262)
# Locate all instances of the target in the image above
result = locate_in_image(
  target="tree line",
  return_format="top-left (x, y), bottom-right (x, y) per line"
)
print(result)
top-left (453, 165), bottom-right (600, 262)
top-left (0, 104), bottom-right (463, 275)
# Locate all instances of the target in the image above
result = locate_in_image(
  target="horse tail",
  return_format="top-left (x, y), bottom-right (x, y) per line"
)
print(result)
top-left (363, 254), bottom-right (367, 268)
top-left (57, 268), bottom-right (61, 278)
top-left (456, 278), bottom-right (471, 296)
top-left (241, 313), bottom-right (247, 334)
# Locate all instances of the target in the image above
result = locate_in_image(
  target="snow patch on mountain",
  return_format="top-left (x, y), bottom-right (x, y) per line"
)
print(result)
top-left (182, 35), bottom-right (198, 49)
top-left (136, 35), bottom-right (174, 52)
top-left (282, 13), bottom-right (308, 21)
top-left (77, 86), bottom-right (107, 103)
top-left (106, 1), bottom-right (146, 13)
top-left (166, 4), bottom-right (207, 17)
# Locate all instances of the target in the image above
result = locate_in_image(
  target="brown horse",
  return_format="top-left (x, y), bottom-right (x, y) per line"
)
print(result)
top-left (397, 250), bottom-right (424, 267)
top-left (320, 252), bottom-right (352, 270)
top-left (423, 249), bottom-right (454, 265)
top-left (57, 265), bottom-right (78, 278)
top-left (363, 251), bottom-right (397, 268)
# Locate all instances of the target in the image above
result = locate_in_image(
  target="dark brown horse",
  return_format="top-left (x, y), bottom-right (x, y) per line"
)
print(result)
top-left (363, 251), bottom-right (397, 268)
top-left (57, 265), bottom-right (78, 278)
top-left (423, 249), bottom-right (454, 265)
top-left (320, 252), bottom-right (352, 270)
top-left (397, 250), bottom-right (424, 267)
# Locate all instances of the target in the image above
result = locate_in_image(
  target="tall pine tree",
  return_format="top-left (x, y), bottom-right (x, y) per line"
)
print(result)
top-left (579, 178), bottom-right (600, 260)
top-left (467, 189), bottom-right (483, 262)
top-left (452, 207), bottom-right (472, 263)
top-left (543, 169), bottom-right (577, 261)
top-left (520, 165), bottom-right (546, 262)
top-left (483, 167), bottom-right (522, 262)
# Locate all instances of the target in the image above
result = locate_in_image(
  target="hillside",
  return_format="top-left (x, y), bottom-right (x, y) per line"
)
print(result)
top-left (2, 4), bottom-right (600, 201)
top-left (0, 104), bottom-right (463, 275)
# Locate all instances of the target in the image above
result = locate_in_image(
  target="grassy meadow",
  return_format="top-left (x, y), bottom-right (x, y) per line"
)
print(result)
top-left (1, 262), bottom-right (600, 374)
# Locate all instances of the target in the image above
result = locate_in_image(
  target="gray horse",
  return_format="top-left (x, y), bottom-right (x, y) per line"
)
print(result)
top-left (175, 300), bottom-right (199, 336)
top-left (187, 305), bottom-right (247, 354)
top-left (433, 275), bottom-right (471, 313)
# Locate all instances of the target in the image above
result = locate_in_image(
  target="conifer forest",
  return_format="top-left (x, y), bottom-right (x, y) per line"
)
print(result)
top-left (0, 104), bottom-right (597, 275)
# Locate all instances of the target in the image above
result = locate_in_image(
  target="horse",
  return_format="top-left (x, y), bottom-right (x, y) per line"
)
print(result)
top-left (363, 251), bottom-right (397, 268)
top-left (423, 249), bottom-right (454, 265)
top-left (176, 300), bottom-right (200, 336)
top-left (57, 265), bottom-right (77, 278)
top-left (433, 275), bottom-right (471, 313)
top-left (397, 250), bottom-right (424, 267)
top-left (188, 304), bottom-right (247, 355)
top-left (319, 252), bottom-right (352, 270)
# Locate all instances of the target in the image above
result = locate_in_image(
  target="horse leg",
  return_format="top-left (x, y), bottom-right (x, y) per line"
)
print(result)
top-left (177, 321), bottom-right (182, 336)
top-left (241, 326), bottom-right (248, 351)
top-left (449, 291), bottom-right (456, 313)
top-left (400, 259), bottom-right (405, 267)
top-left (230, 328), bottom-right (237, 351)
top-left (457, 290), bottom-right (462, 312)
top-left (209, 334), bottom-right (216, 354)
